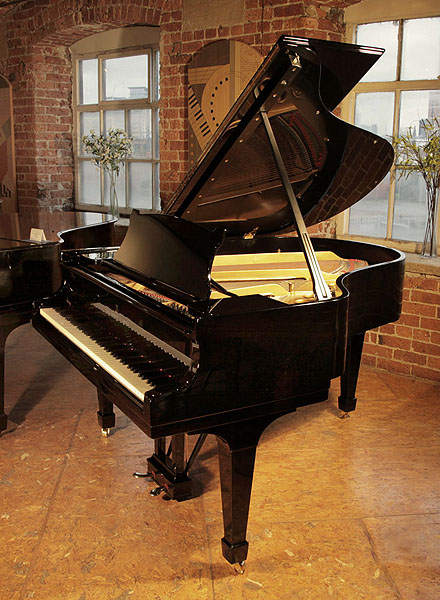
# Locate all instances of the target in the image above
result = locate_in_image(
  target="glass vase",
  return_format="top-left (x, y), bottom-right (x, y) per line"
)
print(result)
top-left (421, 187), bottom-right (438, 258)
top-left (109, 171), bottom-right (119, 220)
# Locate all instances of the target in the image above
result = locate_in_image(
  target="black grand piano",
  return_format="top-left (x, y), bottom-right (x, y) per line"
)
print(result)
top-left (2, 36), bottom-right (405, 570)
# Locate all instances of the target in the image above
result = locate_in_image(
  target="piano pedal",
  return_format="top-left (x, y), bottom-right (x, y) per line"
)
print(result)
top-left (133, 470), bottom-right (153, 480)
top-left (101, 428), bottom-right (112, 437)
top-left (339, 411), bottom-right (350, 419)
top-left (150, 485), bottom-right (167, 497)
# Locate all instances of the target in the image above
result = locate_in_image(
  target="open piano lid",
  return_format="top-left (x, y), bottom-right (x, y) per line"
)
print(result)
top-left (165, 35), bottom-right (394, 236)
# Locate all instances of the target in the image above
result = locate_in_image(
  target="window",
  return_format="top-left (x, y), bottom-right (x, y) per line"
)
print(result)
top-left (341, 16), bottom-right (440, 249)
top-left (73, 40), bottom-right (160, 214)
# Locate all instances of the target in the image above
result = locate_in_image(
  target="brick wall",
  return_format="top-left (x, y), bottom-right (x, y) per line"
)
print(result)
top-left (0, 0), bottom-right (356, 210)
top-left (364, 267), bottom-right (440, 383)
top-left (159, 0), bottom-right (356, 204)
top-left (0, 0), bottom-right (438, 384)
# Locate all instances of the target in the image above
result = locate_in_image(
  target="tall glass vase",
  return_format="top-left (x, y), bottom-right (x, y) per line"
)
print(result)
top-left (421, 187), bottom-right (438, 258)
top-left (109, 171), bottom-right (119, 220)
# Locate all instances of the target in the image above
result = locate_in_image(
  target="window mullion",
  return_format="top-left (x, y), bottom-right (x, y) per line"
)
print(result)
top-left (395, 20), bottom-right (404, 81)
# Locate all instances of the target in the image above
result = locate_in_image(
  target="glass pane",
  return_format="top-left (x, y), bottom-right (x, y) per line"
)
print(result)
top-left (153, 162), bottom-right (160, 209)
top-left (129, 162), bottom-right (153, 209)
top-left (356, 22), bottom-right (399, 82)
top-left (153, 50), bottom-right (160, 100)
top-left (153, 109), bottom-right (159, 158)
top-left (401, 17), bottom-right (440, 81)
top-left (354, 92), bottom-right (394, 137)
top-left (128, 109), bottom-right (151, 158)
top-left (392, 171), bottom-right (427, 241)
top-left (103, 55), bottom-right (148, 101)
top-left (349, 92), bottom-right (394, 236)
top-left (79, 59), bottom-right (98, 105)
top-left (399, 90), bottom-right (440, 136)
top-left (79, 161), bottom-right (101, 205)
top-left (104, 110), bottom-right (125, 133)
top-left (348, 173), bottom-right (389, 237)
top-left (104, 166), bottom-right (126, 209)
top-left (79, 112), bottom-right (99, 155)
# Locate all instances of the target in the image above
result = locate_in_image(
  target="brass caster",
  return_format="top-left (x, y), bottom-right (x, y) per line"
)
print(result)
top-left (150, 486), bottom-right (166, 497)
top-left (339, 411), bottom-right (350, 419)
top-left (233, 561), bottom-right (246, 574)
top-left (101, 428), bottom-right (111, 437)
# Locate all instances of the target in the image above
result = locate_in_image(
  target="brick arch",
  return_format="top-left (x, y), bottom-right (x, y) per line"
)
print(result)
top-left (6, 0), bottom-right (166, 211)
top-left (25, 1), bottom-right (163, 47)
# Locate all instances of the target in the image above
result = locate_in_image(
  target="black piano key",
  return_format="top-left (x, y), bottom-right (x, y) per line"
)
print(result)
top-left (58, 304), bottom-right (187, 388)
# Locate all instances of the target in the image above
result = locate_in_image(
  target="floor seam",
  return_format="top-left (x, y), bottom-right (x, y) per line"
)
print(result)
top-left (360, 517), bottom-right (404, 600)
top-left (17, 408), bottom-right (84, 600)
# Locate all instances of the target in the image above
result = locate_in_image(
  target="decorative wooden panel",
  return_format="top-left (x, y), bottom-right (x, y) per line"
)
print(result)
top-left (187, 40), bottom-right (262, 166)
top-left (0, 74), bottom-right (16, 213)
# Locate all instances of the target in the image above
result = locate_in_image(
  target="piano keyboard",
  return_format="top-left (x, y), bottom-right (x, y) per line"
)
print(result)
top-left (39, 303), bottom-right (190, 402)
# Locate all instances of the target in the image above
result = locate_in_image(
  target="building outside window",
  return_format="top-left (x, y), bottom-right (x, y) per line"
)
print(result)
top-left (340, 13), bottom-right (440, 252)
top-left (71, 28), bottom-right (160, 214)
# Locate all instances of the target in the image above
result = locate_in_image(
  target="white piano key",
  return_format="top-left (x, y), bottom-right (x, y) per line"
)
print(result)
top-left (39, 305), bottom-right (188, 402)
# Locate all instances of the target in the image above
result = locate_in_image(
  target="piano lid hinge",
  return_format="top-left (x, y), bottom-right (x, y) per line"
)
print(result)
top-left (243, 227), bottom-right (258, 240)
top-left (289, 53), bottom-right (302, 69)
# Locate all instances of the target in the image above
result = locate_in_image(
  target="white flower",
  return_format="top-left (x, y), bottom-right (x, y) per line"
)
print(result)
top-left (82, 128), bottom-right (133, 176)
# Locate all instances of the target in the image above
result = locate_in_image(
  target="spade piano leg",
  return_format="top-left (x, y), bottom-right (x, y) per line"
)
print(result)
top-left (338, 332), bottom-right (365, 413)
top-left (213, 415), bottom-right (277, 567)
top-left (216, 436), bottom-right (257, 566)
top-left (97, 388), bottom-right (116, 436)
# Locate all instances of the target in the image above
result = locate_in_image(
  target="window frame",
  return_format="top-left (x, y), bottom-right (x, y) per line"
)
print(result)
top-left (337, 12), bottom-right (440, 254)
top-left (72, 43), bottom-right (160, 215)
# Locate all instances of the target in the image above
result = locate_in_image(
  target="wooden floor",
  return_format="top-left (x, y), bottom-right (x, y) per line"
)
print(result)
top-left (1, 324), bottom-right (439, 600)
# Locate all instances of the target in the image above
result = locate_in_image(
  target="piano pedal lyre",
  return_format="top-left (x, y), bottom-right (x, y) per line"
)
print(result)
top-left (132, 433), bottom-right (208, 502)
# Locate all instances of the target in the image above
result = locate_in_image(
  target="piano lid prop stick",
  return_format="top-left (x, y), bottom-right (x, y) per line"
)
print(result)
top-left (258, 97), bottom-right (332, 302)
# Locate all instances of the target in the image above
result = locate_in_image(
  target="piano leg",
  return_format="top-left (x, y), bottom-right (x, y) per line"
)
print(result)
top-left (216, 436), bottom-right (257, 567)
top-left (213, 415), bottom-right (280, 568)
top-left (0, 312), bottom-right (32, 434)
top-left (338, 332), bottom-right (365, 413)
top-left (97, 388), bottom-right (116, 435)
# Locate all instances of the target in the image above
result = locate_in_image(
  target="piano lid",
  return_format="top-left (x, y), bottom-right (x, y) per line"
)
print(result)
top-left (165, 35), bottom-right (394, 236)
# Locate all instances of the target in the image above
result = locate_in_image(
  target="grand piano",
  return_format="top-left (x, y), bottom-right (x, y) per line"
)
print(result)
top-left (0, 211), bottom-right (114, 433)
top-left (4, 36), bottom-right (405, 570)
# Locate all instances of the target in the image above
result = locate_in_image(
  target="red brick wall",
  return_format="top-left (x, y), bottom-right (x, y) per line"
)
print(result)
top-left (364, 270), bottom-right (440, 383)
top-left (0, 0), bottom-right (438, 384)
top-left (0, 0), bottom-right (355, 210)
top-left (0, 1), bottom-right (164, 212)
top-left (159, 0), bottom-right (355, 204)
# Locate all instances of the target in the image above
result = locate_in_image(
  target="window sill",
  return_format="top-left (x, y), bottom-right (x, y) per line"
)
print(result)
top-left (404, 252), bottom-right (440, 276)
top-left (336, 232), bottom-right (440, 276)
